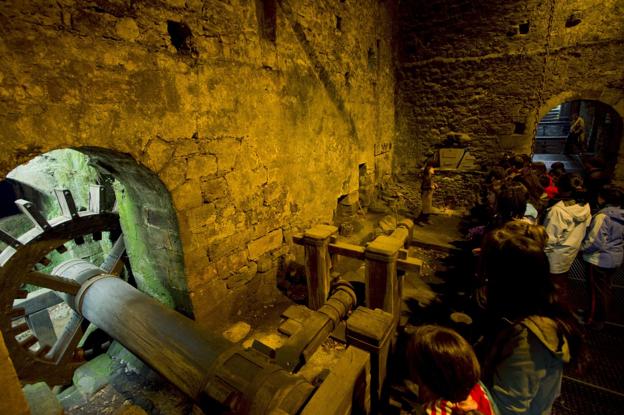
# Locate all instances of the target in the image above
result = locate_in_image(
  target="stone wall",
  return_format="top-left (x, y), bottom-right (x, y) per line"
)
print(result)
top-left (395, 0), bottom-right (624, 180)
top-left (0, 0), bottom-right (396, 323)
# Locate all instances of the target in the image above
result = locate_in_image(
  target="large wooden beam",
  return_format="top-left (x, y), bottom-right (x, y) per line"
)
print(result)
top-left (300, 225), bottom-right (337, 310)
top-left (300, 346), bottom-right (370, 415)
top-left (365, 235), bottom-right (402, 320)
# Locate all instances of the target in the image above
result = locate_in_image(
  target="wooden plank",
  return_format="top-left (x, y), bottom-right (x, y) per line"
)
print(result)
top-left (281, 305), bottom-right (313, 324)
top-left (89, 185), bottom-right (105, 213)
top-left (100, 235), bottom-right (125, 275)
top-left (328, 242), bottom-right (366, 260)
top-left (278, 319), bottom-right (302, 337)
top-left (54, 189), bottom-right (79, 219)
top-left (47, 312), bottom-right (83, 364)
top-left (8, 308), bottom-right (25, 319)
top-left (300, 347), bottom-right (370, 415)
top-left (0, 229), bottom-right (21, 248)
top-left (304, 231), bottom-right (333, 310)
top-left (15, 199), bottom-right (51, 231)
top-left (13, 289), bottom-right (63, 315)
top-left (397, 257), bottom-right (423, 274)
top-left (27, 309), bottom-right (57, 347)
top-left (24, 271), bottom-right (81, 295)
top-left (11, 322), bottom-right (30, 334)
top-left (18, 335), bottom-right (38, 349)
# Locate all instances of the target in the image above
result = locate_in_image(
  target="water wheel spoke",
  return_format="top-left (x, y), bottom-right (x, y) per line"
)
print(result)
top-left (88, 185), bottom-right (105, 213)
top-left (15, 289), bottom-right (28, 299)
top-left (18, 335), bottom-right (38, 349)
top-left (101, 235), bottom-right (125, 275)
top-left (54, 189), bottom-right (79, 219)
top-left (24, 271), bottom-right (81, 295)
top-left (36, 344), bottom-right (51, 358)
top-left (8, 308), bottom-right (25, 319)
top-left (47, 312), bottom-right (83, 364)
top-left (0, 229), bottom-right (21, 249)
top-left (11, 321), bottom-right (30, 334)
top-left (15, 199), bottom-right (51, 231)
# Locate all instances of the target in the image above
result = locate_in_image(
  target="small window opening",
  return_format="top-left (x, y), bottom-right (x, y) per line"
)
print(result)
top-left (518, 22), bottom-right (530, 34)
top-left (167, 21), bottom-right (195, 55)
top-left (255, 0), bottom-right (277, 43)
top-left (367, 47), bottom-right (377, 70)
top-left (514, 122), bottom-right (526, 134)
top-left (336, 15), bottom-right (342, 31)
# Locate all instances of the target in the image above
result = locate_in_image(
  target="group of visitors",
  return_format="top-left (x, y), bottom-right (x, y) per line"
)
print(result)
top-left (406, 154), bottom-right (624, 415)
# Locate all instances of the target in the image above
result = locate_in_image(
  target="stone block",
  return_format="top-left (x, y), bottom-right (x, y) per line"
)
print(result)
top-left (115, 18), bottom-right (140, 41)
top-left (208, 137), bottom-right (241, 172)
top-left (200, 177), bottom-right (229, 201)
top-left (107, 341), bottom-right (150, 375)
top-left (222, 321), bottom-right (251, 343)
top-left (113, 404), bottom-right (149, 415)
top-left (172, 181), bottom-right (203, 210)
top-left (159, 158), bottom-right (187, 190)
top-left (186, 203), bottom-right (217, 232)
top-left (142, 139), bottom-right (173, 173)
top-left (256, 256), bottom-right (273, 273)
top-left (22, 382), bottom-right (62, 415)
top-left (72, 353), bottom-right (113, 397)
top-left (248, 229), bottom-right (283, 260)
top-left (186, 154), bottom-right (218, 179)
top-left (145, 207), bottom-right (175, 229)
top-left (378, 214), bottom-right (397, 234)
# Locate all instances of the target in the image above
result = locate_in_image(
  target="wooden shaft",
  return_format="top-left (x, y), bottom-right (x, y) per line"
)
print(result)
top-left (76, 276), bottom-right (232, 401)
top-left (301, 225), bottom-right (337, 310)
top-left (364, 236), bottom-right (402, 320)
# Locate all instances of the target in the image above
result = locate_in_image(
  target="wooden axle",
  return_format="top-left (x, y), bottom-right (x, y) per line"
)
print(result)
top-left (52, 263), bottom-right (315, 415)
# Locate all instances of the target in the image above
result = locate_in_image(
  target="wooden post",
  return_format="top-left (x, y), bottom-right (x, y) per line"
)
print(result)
top-left (365, 235), bottom-right (403, 322)
top-left (346, 307), bottom-right (393, 413)
top-left (301, 225), bottom-right (337, 310)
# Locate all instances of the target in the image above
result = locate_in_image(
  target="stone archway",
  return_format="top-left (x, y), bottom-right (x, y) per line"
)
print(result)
top-left (3, 147), bottom-right (192, 316)
top-left (531, 92), bottom-right (624, 182)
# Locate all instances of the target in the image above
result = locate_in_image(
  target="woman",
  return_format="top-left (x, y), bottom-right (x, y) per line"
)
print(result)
top-left (417, 159), bottom-right (436, 224)
top-left (478, 227), bottom-right (584, 415)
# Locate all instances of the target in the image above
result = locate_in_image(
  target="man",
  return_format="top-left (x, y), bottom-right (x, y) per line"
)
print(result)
top-left (564, 114), bottom-right (586, 155)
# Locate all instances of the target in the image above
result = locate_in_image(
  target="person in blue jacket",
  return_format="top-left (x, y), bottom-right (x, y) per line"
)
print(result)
top-left (581, 185), bottom-right (624, 329)
top-left (478, 226), bottom-right (584, 415)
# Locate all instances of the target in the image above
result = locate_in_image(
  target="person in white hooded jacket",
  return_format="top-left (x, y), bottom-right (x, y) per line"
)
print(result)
top-left (543, 174), bottom-right (591, 301)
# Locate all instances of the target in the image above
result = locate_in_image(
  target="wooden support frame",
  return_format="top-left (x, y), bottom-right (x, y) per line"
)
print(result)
top-left (364, 236), bottom-right (403, 320)
top-left (299, 225), bottom-right (338, 310)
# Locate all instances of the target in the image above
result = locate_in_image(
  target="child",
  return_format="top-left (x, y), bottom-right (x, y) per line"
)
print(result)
top-left (479, 228), bottom-right (584, 415)
top-left (581, 185), bottom-right (624, 329)
top-left (407, 325), bottom-right (496, 415)
top-left (543, 173), bottom-right (591, 302)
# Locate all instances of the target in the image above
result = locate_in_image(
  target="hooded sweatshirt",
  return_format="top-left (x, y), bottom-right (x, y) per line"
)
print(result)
top-left (543, 200), bottom-right (592, 274)
top-left (486, 316), bottom-right (571, 415)
top-left (581, 206), bottom-right (624, 269)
